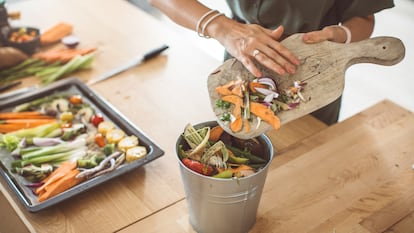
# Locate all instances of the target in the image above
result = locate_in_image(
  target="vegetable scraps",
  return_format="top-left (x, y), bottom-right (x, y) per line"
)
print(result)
top-left (215, 77), bottom-right (307, 133)
top-left (179, 123), bottom-right (268, 179)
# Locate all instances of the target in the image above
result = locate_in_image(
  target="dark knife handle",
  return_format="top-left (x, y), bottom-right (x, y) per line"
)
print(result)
top-left (0, 81), bottom-right (22, 93)
top-left (142, 44), bottom-right (169, 61)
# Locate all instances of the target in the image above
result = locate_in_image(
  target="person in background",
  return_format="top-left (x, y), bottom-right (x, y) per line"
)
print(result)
top-left (148, 0), bottom-right (394, 125)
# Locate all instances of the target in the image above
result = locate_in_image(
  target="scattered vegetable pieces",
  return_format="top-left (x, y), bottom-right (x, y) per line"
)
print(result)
top-left (0, 92), bottom-right (148, 204)
top-left (179, 123), bottom-right (269, 178)
top-left (36, 161), bottom-right (84, 202)
top-left (215, 77), bottom-right (307, 133)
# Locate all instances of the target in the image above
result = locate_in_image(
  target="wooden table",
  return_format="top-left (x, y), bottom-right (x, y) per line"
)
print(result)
top-left (0, 0), bottom-right (325, 232)
top-left (1, 1), bottom-right (414, 233)
top-left (119, 100), bottom-right (414, 233)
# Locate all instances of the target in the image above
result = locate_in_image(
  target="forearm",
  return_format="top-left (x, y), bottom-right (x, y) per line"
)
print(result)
top-left (150, 0), bottom-right (299, 77)
top-left (148, 0), bottom-right (212, 31)
top-left (303, 15), bottom-right (375, 44)
top-left (342, 15), bottom-right (375, 42)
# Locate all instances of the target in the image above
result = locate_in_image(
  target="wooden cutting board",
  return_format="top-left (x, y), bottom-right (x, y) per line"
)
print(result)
top-left (207, 34), bottom-right (405, 139)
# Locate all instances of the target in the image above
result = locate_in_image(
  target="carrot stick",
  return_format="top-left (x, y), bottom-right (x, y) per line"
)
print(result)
top-left (38, 169), bottom-right (83, 202)
top-left (0, 119), bottom-right (57, 133)
top-left (209, 125), bottom-right (224, 142)
top-left (1, 119), bottom-right (56, 124)
top-left (0, 111), bottom-right (50, 119)
top-left (249, 82), bottom-right (267, 93)
top-left (36, 161), bottom-right (77, 195)
top-left (250, 102), bottom-right (281, 130)
top-left (232, 164), bottom-right (254, 174)
top-left (0, 124), bottom-right (25, 133)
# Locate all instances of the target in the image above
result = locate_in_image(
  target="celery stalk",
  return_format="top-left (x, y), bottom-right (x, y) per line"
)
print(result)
top-left (21, 138), bottom-right (86, 160)
top-left (7, 122), bottom-right (61, 139)
top-left (20, 148), bottom-right (87, 167)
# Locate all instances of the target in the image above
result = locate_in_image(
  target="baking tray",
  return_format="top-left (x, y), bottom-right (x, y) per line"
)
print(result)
top-left (0, 77), bottom-right (164, 212)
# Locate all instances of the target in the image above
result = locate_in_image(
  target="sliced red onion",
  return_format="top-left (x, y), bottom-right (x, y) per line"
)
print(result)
top-left (32, 137), bottom-right (64, 146)
top-left (25, 182), bottom-right (44, 188)
top-left (261, 102), bottom-right (272, 107)
top-left (258, 77), bottom-right (277, 90)
top-left (288, 102), bottom-right (300, 109)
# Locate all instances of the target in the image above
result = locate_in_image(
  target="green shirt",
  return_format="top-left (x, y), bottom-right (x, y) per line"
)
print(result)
top-left (225, 0), bottom-right (394, 36)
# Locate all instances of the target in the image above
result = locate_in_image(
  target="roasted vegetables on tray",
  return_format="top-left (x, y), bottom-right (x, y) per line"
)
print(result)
top-left (0, 93), bottom-right (148, 202)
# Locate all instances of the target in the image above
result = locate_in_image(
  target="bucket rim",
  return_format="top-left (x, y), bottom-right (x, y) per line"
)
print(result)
top-left (175, 121), bottom-right (274, 181)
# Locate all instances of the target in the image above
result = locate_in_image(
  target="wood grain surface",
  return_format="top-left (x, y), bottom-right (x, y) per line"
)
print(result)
top-left (1, 0), bottom-right (413, 232)
top-left (208, 35), bottom-right (405, 139)
top-left (1, 0), bottom-right (220, 232)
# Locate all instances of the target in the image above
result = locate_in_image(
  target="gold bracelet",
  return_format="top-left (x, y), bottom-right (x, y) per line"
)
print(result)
top-left (196, 9), bottom-right (217, 37)
top-left (201, 12), bottom-right (224, 38)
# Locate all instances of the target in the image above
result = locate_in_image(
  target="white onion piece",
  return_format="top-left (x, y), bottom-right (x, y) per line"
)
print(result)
top-left (32, 137), bottom-right (64, 146)
top-left (258, 77), bottom-right (277, 90)
top-left (256, 87), bottom-right (279, 98)
top-left (264, 94), bottom-right (275, 103)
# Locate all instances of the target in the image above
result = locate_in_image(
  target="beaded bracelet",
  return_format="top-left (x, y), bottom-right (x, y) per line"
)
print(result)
top-left (338, 24), bottom-right (351, 44)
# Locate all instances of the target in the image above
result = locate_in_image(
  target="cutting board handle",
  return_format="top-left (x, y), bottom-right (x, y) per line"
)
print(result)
top-left (341, 36), bottom-right (405, 69)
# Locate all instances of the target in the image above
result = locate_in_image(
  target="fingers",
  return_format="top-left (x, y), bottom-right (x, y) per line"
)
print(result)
top-left (253, 26), bottom-right (300, 75)
top-left (220, 23), bottom-right (300, 77)
top-left (302, 27), bottom-right (333, 44)
top-left (270, 25), bottom-right (284, 40)
top-left (240, 56), bottom-right (263, 78)
top-left (253, 46), bottom-right (294, 75)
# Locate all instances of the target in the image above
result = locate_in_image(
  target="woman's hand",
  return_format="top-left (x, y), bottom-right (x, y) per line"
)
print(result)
top-left (207, 19), bottom-right (300, 77)
top-left (302, 15), bottom-right (375, 44)
top-left (302, 25), bottom-right (349, 44)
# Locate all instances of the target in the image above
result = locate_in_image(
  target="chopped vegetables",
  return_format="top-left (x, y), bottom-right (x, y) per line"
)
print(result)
top-left (8, 27), bottom-right (38, 43)
top-left (118, 135), bottom-right (139, 152)
top-left (69, 95), bottom-right (83, 105)
top-left (97, 121), bottom-right (115, 136)
top-left (0, 93), bottom-right (148, 203)
top-left (94, 133), bottom-right (106, 147)
top-left (106, 129), bottom-right (125, 144)
top-left (125, 146), bottom-right (147, 163)
top-left (36, 161), bottom-right (84, 202)
top-left (215, 77), bottom-right (307, 133)
top-left (90, 113), bottom-right (104, 127)
top-left (179, 123), bottom-right (269, 179)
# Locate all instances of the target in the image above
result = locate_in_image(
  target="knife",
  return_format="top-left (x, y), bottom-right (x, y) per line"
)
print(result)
top-left (0, 81), bottom-right (22, 93)
top-left (0, 86), bottom-right (38, 100)
top-left (87, 44), bottom-right (169, 85)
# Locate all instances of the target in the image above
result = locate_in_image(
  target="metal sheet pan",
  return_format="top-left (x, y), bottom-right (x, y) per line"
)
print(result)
top-left (0, 77), bottom-right (164, 212)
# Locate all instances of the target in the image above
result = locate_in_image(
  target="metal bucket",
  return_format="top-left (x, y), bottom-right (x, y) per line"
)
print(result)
top-left (176, 121), bottom-right (274, 233)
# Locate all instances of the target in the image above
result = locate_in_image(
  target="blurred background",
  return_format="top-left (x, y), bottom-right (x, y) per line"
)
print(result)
top-left (128, 0), bottom-right (414, 122)
top-left (129, 0), bottom-right (413, 122)
top-left (6, 0), bottom-right (414, 122)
